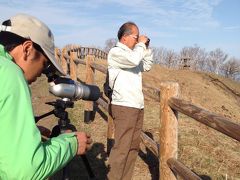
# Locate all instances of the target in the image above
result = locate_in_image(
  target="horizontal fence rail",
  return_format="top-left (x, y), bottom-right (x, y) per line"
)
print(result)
top-left (167, 158), bottom-right (201, 180)
top-left (65, 46), bottom-right (108, 60)
top-left (140, 131), bottom-right (159, 157)
top-left (55, 46), bottom-right (240, 180)
top-left (168, 97), bottom-right (240, 142)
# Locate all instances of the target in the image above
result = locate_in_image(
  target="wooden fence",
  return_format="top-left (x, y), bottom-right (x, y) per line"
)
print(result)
top-left (55, 46), bottom-right (240, 180)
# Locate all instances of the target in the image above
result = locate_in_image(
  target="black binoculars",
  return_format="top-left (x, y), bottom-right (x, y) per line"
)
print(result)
top-left (145, 38), bottom-right (150, 47)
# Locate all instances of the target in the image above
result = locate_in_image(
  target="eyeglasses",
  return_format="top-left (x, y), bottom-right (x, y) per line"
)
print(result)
top-left (129, 34), bottom-right (139, 40)
top-left (43, 61), bottom-right (51, 69)
top-left (42, 61), bottom-right (55, 75)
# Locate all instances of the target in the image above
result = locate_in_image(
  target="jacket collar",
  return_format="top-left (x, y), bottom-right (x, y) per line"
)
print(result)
top-left (0, 44), bottom-right (13, 61)
top-left (116, 42), bottom-right (132, 51)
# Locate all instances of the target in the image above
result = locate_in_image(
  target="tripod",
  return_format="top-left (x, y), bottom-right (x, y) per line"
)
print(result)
top-left (35, 99), bottom-right (95, 180)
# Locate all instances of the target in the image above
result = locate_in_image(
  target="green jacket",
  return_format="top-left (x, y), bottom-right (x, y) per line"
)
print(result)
top-left (0, 44), bottom-right (77, 179)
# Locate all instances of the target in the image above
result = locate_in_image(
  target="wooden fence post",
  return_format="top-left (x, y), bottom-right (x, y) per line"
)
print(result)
top-left (61, 48), bottom-right (68, 74)
top-left (70, 51), bottom-right (77, 80)
top-left (54, 48), bottom-right (60, 64)
top-left (84, 54), bottom-right (95, 123)
top-left (107, 104), bottom-right (115, 155)
top-left (159, 82), bottom-right (179, 180)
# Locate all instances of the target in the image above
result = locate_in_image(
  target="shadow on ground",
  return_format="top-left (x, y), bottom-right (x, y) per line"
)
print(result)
top-left (49, 142), bottom-right (109, 180)
top-left (138, 131), bottom-right (159, 180)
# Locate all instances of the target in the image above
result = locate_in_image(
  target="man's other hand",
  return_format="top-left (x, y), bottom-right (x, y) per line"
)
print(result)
top-left (75, 132), bottom-right (92, 155)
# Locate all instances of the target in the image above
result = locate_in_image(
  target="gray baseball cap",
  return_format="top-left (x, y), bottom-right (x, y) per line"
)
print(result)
top-left (0, 13), bottom-right (65, 75)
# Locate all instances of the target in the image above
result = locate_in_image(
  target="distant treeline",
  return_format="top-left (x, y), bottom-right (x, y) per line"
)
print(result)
top-left (104, 38), bottom-right (240, 81)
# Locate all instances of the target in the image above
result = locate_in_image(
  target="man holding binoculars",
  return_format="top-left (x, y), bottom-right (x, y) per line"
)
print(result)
top-left (107, 22), bottom-right (153, 180)
top-left (0, 13), bottom-right (92, 179)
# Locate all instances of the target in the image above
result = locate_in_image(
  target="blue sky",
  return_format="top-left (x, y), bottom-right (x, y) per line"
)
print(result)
top-left (0, 0), bottom-right (240, 58)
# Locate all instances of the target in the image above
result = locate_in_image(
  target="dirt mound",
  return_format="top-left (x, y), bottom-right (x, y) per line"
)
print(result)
top-left (144, 65), bottom-right (240, 122)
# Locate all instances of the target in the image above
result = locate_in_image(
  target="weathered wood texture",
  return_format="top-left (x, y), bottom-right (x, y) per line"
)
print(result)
top-left (96, 97), bottom-right (108, 112)
top-left (60, 48), bottom-right (68, 74)
top-left (70, 51), bottom-right (77, 80)
top-left (167, 158), bottom-right (201, 180)
top-left (168, 97), bottom-right (240, 142)
top-left (143, 82), bottom-right (160, 101)
top-left (159, 82), bottom-right (179, 180)
top-left (140, 131), bottom-right (159, 157)
top-left (55, 48), bottom-right (61, 65)
top-left (107, 109), bottom-right (115, 154)
top-left (90, 63), bottom-right (107, 74)
top-left (84, 55), bottom-right (95, 113)
top-left (74, 59), bottom-right (86, 65)
top-left (95, 97), bottom-right (114, 154)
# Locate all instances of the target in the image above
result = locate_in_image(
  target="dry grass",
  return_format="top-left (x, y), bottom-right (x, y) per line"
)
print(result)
top-left (32, 63), bottom-right (240, 179)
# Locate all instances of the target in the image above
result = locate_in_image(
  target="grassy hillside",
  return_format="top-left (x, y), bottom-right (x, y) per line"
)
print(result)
top-left (142, 65), bottom-right (240, 179)
top-left (32, 63), bottom-right (240, 179)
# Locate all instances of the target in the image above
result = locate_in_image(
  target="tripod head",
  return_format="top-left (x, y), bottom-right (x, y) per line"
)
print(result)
top-left (49, 99), bottom-right (76, 134)
top-left (46, 99), bottom-right (73, 119)
top-left (35, 98), bottom-right (76, 134)
top-left (47, 99), bottom-right (74, 109)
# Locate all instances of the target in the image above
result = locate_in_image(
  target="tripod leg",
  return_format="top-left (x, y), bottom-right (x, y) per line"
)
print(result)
top-left (62, 166), bottom-right (70, 180)
top-left (81, 155), bottom-right (95, 179)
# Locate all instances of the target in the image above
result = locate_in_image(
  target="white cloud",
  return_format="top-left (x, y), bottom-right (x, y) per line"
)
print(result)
top-left (223, 26), bottom-right (240, 31)
top-left (0, 0), bottom-right (239, 58)
top-left (0, 0), bottom-right (222, 31)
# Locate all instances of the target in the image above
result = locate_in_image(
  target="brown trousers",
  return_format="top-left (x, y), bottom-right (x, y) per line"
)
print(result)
top-left (107, 104), bottom-right (144, 180)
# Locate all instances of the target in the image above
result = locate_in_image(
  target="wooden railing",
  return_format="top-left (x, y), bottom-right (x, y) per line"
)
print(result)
top-left (55, 46), bottom-right (240, 180)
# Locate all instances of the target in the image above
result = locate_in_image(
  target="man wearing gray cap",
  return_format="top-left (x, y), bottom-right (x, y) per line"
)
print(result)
top-left (0, 14), bottom-right (92, 179)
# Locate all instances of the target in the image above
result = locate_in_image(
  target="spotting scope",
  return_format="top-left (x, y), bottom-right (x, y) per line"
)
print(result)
top-left (43, 66), bottom-right (100, 101)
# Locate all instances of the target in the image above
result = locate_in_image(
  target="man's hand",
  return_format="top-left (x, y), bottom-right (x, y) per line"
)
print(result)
top-left (138, 35), bottom-right (149, 45)
top-left (75, 132), bottom-right (92, 155)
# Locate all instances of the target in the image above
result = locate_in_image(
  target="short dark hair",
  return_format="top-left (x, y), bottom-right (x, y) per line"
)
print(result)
top-left (117, 21), bottom-right (138, 40)
top-left (0, 31), bottom-right (27, 52)
top-left (0, 19), bottom-right (25, 52)
top-left (0, 29), bottom-right (46, 57)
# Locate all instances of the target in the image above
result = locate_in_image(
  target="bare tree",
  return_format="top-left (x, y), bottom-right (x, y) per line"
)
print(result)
top-left (152, 47), bottom-right (178, 68)
top-left (103, 38), bottom-right (240, 81)
top-left (152, 47), bottom-right (168, 65)
top-left (207, 48), bottom-right (228, 74)
top-left (180, 45), bottom-right (207, 71)
top-left (104, 38), bottom-right (117, 53)
top-left (221, 57), bottom-right (240, 80)
top-left (166, 50), bottom-right (178, 68)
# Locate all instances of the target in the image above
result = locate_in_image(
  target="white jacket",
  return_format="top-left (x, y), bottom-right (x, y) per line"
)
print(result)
top-left (107, 42), bottom-right (153, 109)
